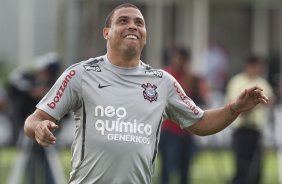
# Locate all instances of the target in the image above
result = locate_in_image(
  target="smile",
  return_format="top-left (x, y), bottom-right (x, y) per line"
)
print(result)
top-left (125, 34), bottom-right (138, 39)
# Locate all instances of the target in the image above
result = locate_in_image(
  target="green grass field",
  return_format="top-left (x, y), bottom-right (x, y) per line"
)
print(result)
top-left (0, 147), bottom-right (279, 184)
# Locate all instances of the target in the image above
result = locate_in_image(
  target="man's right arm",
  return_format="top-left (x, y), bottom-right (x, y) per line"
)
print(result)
top-left (24, 109), bottom-right (59, 147)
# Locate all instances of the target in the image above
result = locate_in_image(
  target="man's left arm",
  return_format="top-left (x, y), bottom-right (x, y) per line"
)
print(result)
top-left (187, 86), bottom-right (269, 136)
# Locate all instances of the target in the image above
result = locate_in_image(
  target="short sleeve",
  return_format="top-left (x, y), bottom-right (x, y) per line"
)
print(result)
top-left (36, 63), bottom-right (83, 121)
top-left (163, 72), bottom-right (204, 128)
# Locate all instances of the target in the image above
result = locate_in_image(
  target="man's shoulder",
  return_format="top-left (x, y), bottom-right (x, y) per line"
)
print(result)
top-left (61, 56), bottom-right (105, 77)
top-left (79, 56), bottom-right (105, 72)
top-left (140, 62), bottom-right (167, 79)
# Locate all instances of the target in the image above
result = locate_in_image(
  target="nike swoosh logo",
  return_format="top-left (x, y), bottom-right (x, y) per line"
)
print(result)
top-left (98, 84), bottom-right (111, 88)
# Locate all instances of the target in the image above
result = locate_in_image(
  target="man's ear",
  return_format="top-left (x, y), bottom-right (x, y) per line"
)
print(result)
top-left (103, 27), bottom-right (109, 40)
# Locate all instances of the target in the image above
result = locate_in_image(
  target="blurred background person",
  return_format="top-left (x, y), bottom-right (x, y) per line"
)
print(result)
top-left (7, 52), bottom-right (62, 184)
top-left (7, 52), bottom-right (61, 145)
top-left (159, 47), bottom-right (210, 184)
top-left (202, 39), bottom-right (230, 108)
top-left (0, 84), bottom-right (8, 111)
top-left (226, 55), bottom-right (275, 184)
top-left (0, 83), bottom-right (12, 146)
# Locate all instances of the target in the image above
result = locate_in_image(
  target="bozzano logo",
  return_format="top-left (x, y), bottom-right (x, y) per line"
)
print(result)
top-left (173, 81), bottom-right (199, 115)
top-left (47, 70), bottom-right (76, 109)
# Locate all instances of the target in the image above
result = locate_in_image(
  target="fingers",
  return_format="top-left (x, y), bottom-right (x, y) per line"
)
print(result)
top-left (35, 120), bottom-right (58, 147)
top-left (252, 89), bottom-right (269, 102)
top-left (244, 86), bottom-right (268, 102)
top-left (258, 95), bottom-right (269, 104)
top-left (247, 85), bottom-right (263, 92)
top-left (234, 85), bottom-right (270, 113)
top-left (47, 121), bottom-right (59, 131)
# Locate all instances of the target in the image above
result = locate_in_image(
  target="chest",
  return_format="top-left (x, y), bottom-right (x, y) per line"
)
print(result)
top-left (81, 70), bottom-right (167, 119)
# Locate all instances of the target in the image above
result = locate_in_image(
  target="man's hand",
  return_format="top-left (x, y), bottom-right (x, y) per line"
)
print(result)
top-left (231, 86), bottom-right (269, 113)
top-left (34, 120), bottom-right (59, 147)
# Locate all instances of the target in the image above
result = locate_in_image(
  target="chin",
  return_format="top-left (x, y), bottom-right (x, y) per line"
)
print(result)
top-left (126, 49), bottom-right (138, 57)
top-left (125, 45), bottom-right (138, 54)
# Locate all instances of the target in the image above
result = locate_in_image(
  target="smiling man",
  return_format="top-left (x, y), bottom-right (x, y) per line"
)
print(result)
top-left (24, 3), bottom-right (269, 184)
top-left (103, 4), bottom-right (146, 67)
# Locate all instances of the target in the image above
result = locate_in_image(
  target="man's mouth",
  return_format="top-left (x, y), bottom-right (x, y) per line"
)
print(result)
top-left (125, 34), bottom-right (138, 39)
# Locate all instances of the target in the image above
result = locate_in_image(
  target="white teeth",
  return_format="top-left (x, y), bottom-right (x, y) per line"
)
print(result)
top-left (125, 35), bottom-right (137, 39)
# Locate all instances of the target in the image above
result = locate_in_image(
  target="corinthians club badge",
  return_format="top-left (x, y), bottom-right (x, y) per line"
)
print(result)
top-left (141, 83), bottom-right (158, 102)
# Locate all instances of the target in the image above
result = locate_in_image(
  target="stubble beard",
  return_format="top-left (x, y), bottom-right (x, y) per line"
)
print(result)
top-left (122, 43), bottom-right (142, 60)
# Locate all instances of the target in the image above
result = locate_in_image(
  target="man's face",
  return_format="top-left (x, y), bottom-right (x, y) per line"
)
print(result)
top-left (103, 7), bottom-right (147, 56)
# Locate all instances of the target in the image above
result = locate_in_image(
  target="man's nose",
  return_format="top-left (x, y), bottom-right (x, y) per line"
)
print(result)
top-left (128, 20), bottom-right (137, 30)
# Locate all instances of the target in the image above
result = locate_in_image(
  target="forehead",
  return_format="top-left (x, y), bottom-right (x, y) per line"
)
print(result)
top-left (112, 7), bottom-right (144, 21)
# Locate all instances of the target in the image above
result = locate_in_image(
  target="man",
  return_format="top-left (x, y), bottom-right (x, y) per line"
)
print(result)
top-left (226, 55), bottom-right (274, 184)
top-left (24, 3), bottom-right (269, 184)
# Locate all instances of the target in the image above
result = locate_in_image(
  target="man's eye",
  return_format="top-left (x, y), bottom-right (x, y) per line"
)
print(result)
top-left (136, 21), bottom-right (143, 26)
top-left (120, 19), bottom-right (127, 23)
top-left (136, 20), bottom-right (144, 26)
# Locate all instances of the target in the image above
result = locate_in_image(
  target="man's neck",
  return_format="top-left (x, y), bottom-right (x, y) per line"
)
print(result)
top-left (107, 50), bottom-right (140, 68)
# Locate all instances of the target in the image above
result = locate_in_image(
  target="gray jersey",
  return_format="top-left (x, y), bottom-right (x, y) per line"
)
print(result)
top-left (36, 55), bottom-right (204, 184)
